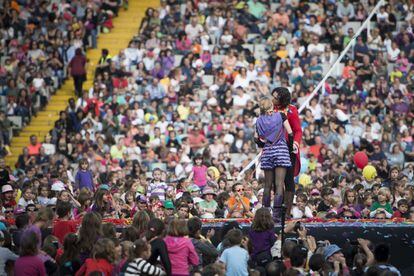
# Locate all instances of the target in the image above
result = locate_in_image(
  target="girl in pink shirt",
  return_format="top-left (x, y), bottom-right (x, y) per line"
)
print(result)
top-left (189, 154), bottom-right (208, 189)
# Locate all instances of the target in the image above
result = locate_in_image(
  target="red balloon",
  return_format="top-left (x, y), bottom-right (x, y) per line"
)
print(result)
top-left (354, 151), bottom-right (368, 169)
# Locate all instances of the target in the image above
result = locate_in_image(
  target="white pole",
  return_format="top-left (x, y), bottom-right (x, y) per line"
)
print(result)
top-left (238, 0), bottom-right (385, 178)
top-left (298, 0), bottom-right (385, 113)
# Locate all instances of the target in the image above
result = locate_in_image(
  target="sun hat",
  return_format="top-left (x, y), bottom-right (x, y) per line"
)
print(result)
top-left (1, 184), bottom-right (13, 193)
top-left (202, 187), bottom-right (217, 197)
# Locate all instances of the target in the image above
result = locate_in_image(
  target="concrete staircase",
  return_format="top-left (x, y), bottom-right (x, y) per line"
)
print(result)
top-left (6, 0), bottom-right (159, 168)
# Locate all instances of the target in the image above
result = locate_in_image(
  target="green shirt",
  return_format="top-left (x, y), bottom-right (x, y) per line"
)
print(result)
top-left (370, 201), bottom-right (393, 214)
top-left (248, 0), bottom-right (266, 19)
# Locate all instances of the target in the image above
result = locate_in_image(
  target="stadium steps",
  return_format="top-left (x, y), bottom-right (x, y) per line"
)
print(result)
top-left (5, 1), bottom-right (158, 168)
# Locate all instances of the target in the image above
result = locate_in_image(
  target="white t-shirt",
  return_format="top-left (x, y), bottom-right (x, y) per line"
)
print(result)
top-left (233, 93), bottom-right (251, 108)
top-left (185, 24), bottom-right (204, 41)
top-left (307, 43), bottom-right (325, 55)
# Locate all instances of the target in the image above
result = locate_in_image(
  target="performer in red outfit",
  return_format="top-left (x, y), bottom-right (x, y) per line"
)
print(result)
top-left (272, 87), bottom-right (302, 217)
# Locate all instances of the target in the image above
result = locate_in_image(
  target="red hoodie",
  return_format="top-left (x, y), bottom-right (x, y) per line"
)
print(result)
top-left (75, 258), bottom-right (113, 276)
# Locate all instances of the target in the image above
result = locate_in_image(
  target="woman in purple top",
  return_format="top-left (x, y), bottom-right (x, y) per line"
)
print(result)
top-left (248, 208), bottom-right (276, 267)
top-left (14, 231), bottom-right (46, 276)
top-left (255, 97), bottom-right (293, 222)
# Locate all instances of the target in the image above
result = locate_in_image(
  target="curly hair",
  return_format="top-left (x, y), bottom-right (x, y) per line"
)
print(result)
top-left (272, 87), bottom-right (291, 108)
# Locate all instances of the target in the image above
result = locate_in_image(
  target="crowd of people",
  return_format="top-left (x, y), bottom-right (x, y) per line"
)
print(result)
top-left (0, 0), bottom-right (414, 274)
top-left (0, 0), bottom-right (121, 142)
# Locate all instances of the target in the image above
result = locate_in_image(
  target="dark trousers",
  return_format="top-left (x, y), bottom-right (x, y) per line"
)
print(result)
top-left (73, 74), bottom-right (86, 97)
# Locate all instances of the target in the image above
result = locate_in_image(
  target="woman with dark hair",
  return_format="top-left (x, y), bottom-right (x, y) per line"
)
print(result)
top-left (91, 189), bottom-right (113, 217)
top-left (77, 212), bottom-right (103, 262)
top-left (145, 218), bottom-right (171, 276)
top-left (272, 87), bottom-right (302, 218)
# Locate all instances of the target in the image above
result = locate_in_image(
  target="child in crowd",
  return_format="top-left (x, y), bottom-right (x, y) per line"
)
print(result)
top-left (37, 184), bottom-right (51, 206)
top-left (124, 239), bottom-right (166, 275)
top-left (52, 201), bottom-right (77, 244)
top-left (393, 199), bottom-right (410, 219)
top-left (360, 192), bottom-right (373, 218)
top-left (59, 233), bottom-right (82, 275)
top-left (189, 154), bottom-right (208, 190)
top-left (14, 232), bottom-right (46, 275)
top-left (75, 238), bottom-right (115, 276)
top-left (75, 159), bottom-right (95, 191)
top-left (338, 189), bottom-right (362, 218)
top-left (317, 187), bottom-right (333, 213)
top-left (291, 193), bottom-right (313, 219)
top-left (18, 187), bottom-right (35, 209)
top-left (219, 229), bottom-right (249, 276)
top-left (147, 168), bottom-right (168, 202)
top-left (370, 187), bottom-right (393, 218)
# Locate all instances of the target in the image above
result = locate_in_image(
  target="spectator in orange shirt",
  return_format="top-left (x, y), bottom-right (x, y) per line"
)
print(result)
top-left (227, 183), bottom-right (253, 218)
top-left (27, 135), bottom-right (42, 156)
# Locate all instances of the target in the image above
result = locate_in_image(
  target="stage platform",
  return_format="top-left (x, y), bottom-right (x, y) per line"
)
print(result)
top-left (201, 219), bottom-right (414, 273)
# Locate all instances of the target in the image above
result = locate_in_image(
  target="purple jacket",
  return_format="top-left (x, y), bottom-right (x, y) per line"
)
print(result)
top-left (248, 229), bottom-right (276, 260)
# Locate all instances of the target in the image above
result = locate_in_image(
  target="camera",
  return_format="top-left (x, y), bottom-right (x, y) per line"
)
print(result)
top-left (294, 221), bottom-right (303, 232)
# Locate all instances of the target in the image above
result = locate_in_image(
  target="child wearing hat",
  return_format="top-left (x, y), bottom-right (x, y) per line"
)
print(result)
top-left (198, 188), bottom-right (218, 219)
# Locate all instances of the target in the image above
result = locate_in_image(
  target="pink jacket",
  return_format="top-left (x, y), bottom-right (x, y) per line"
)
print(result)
top-left (164, 236), bottom-right (199, 275)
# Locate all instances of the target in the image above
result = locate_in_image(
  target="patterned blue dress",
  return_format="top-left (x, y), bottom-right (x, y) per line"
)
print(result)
top-left (256, 112), bottom-right (292, 169)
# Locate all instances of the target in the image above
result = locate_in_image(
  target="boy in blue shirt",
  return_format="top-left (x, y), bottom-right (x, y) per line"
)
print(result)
top-left (219, 229), bottom-right (249, 276)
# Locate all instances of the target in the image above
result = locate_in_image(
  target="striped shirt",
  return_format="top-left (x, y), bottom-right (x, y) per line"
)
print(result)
top-left (146, 181), bottom-right (167, 201)
top-left (125, 258), bottom-right (166, 276)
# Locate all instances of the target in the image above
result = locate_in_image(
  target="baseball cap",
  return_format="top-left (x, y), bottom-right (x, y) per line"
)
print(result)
top-left (99, 184), bottom-right (110, 191)
top-left (164, 200), bottom-right (175, 209)
top-left (136, 195), bottom-right (147, 203)
top-left (324, 244), bottom-right (342, 260)
top-left (1, 184), bottom-right (13, 193)
top-left (51, 181), bottom-right (66, 192)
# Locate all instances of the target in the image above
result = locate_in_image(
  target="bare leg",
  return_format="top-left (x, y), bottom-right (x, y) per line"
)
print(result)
top-left (263, 169), bottom-right (275, 208)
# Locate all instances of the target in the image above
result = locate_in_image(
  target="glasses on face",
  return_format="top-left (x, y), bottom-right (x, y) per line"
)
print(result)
top-left (4, 210), bottom-right (13, 214)
top-left (236, 189), bottom-right (244, 192)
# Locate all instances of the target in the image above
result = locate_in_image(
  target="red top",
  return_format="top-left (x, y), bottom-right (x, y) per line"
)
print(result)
top-left (69, 54), bottom-right (87, 76)
top-left (52, 219), bottom-right (78, 244)
top-left (275, 104), bottom-right (302, 176)
top-left (75, 258), bottom-right (114, 276)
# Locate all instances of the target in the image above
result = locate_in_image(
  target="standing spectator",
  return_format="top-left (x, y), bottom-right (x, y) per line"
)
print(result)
top-left (164, 219), bottom-right (199, 276)
top-left (14, 232), bottom-right (46, 276)
top-left (124, 239), bottom-right (166, 276)
top-left (145, 218), bottom-right (171, 276)
top-left (68, 48), bottom-right (87, 97)
top-left (75, 238), bottom-right (115, 276)
top-left (369, 243), bottom-right (401, 275)
top-left (219, 229), bottom-right (249, 276)
top-left (248, 208), bottom-right (276, 268)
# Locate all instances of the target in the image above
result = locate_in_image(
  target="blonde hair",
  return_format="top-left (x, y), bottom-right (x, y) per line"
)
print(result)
top-left (259, 97), bottom-right (274, 114)
top-left (378, 187), bottom-right (391, 201)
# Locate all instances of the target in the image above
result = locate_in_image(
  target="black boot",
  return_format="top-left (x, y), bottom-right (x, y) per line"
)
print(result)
top-left (272, 195), bottom-right (283, 223)
top-left (284, 191), bottom-right (294, 219)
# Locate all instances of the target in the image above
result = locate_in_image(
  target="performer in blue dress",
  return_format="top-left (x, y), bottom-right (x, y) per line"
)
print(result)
top-left (255, 97), bottom-right (293, 222)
